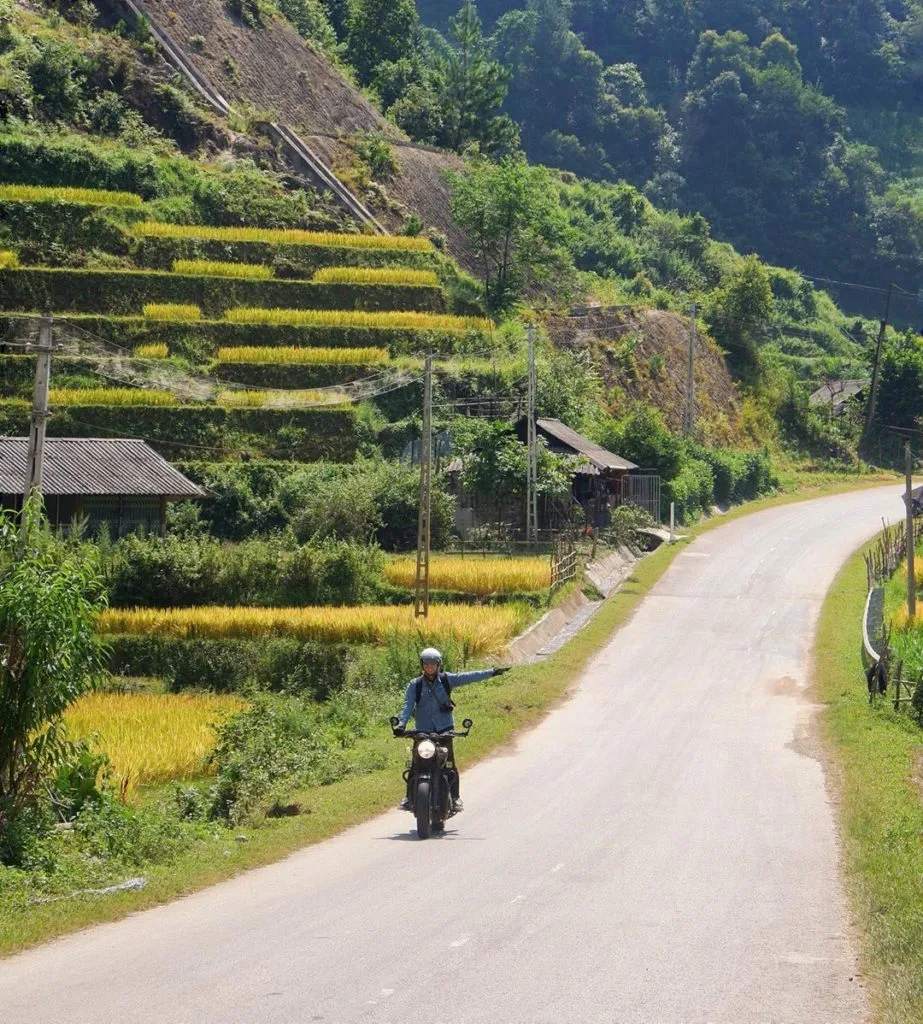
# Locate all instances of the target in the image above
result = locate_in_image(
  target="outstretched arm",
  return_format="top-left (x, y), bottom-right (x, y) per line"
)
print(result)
top-left (445, 668), bottom-right (510, 689)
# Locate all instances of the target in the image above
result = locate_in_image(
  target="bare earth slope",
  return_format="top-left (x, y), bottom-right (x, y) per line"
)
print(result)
top-left (136, 0), bottom-right (471, 263)
top-left (549, 308), bottom-right (745, 444)
top-left (0, 485), bottom-right (900, 1023)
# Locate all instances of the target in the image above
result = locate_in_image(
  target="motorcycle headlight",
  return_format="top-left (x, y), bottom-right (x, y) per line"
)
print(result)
top-left (417, 739), bottom-right (436, 759)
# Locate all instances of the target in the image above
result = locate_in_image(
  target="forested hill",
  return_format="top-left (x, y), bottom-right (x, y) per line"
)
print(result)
top-left (406, 0), bottom-right (923, 323)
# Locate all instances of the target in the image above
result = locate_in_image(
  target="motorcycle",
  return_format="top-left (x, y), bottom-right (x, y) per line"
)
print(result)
top-left (390, 716), bottom-right (473, 839)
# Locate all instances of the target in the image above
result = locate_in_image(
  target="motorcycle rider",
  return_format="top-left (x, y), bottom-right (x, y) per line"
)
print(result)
top-left (396, 647), bottom-right (509, 812)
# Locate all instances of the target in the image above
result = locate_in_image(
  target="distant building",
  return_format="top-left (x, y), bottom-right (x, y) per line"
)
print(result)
top-left (0, 437), bottom-right (203, 535)
top-left (445, 417), bottom-right (659, 537)
top-left (809, 379), bottom-right (869, 417)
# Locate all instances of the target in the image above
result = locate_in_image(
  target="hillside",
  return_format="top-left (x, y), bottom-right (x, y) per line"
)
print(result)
top-left (123, 0), bottom-right (474, 265)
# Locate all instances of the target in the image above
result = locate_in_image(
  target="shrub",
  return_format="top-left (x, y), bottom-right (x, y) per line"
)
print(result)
top-left (108, 635), bottom-right (352, 697)
top-left (0, 500), bottom-right (107, 861)
top-left (0, 250), bottom-right (19, 269)
top-left (172, 259), bottom-right (274, 280)
top-left (105, 533), bottom-right (384, 608)
top-left (224, 308), bottom-right (487, 331)
top-left (216, 345), bottom-right (389, 365)
top-left (0, 184), bottom-right (143, 207)
top-left (143, 303), bottom-right (201, 320)
top-left (311, 267), bottom-right (439, 286)
top-left (665, 457), bottom-right (715, 524)
top-left (134, 221), bottom-right (432, 251)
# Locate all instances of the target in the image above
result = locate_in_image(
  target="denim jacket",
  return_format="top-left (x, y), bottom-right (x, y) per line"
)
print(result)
top-left (397, 670), bottom-right (494, 732)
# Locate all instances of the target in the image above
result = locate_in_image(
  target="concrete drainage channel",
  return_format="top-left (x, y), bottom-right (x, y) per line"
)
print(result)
top-left (505, 547), bottom-right (643, 664)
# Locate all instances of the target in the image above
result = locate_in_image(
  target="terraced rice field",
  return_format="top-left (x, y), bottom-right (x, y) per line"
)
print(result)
top-left (64, 692), bottom-right (245, 797)
top-left (100, 604), bottom-right (531, 657)
top-left (384, 555), bottom-right (551, 596)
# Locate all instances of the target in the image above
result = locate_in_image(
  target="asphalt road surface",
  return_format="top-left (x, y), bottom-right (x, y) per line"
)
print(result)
top-left (0, 486), bottom-right (903, 1024)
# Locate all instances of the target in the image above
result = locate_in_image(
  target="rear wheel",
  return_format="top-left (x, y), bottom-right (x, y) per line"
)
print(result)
top-left (415, 780), bottom-right (431, 839)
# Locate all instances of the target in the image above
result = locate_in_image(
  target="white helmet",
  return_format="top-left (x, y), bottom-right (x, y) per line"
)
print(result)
top-left (419, 647), bottom-right (442, 669)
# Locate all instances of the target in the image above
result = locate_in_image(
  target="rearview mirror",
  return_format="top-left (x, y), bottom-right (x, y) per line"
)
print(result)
top-left (462, 718), bottom-right (473, 729)
top-left (389, 716), bottom-right (399, 727)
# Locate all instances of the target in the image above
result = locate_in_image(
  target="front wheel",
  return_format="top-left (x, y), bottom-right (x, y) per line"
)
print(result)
top-left (415, 779), bottom-right (432, 839)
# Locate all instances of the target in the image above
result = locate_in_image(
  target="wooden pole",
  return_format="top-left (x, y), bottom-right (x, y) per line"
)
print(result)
top-left (905, 439), bottom-right (915, 622)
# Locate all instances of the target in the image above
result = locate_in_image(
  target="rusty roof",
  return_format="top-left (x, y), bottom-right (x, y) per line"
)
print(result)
top-left (0, 438), bottom-right (204, 499)
top-left (536, 419), bottom-right (637, 472)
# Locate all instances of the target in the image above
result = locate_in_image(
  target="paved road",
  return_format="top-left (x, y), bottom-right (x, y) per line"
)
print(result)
top-left (0, 486), bottom-right (901, 1024)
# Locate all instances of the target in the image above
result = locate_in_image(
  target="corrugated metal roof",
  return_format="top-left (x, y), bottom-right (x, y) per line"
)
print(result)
top-left (809, 379), bottom-right (868, 406)
top-left (536, 419), bottom-right (637, 472)
top-left (0, 438), bottom-right (204, 498)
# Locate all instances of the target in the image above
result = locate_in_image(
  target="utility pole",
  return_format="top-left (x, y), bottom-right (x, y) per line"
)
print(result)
top-left (864, 282), bottom-right (894, 441)
top-left (24, 313), bottom-right (53, 503)
top-left (526, 325), bottom-right (538, 546)
top-left (683, 304), bottom-right (696, 437)
top-left (906, 439), bottom-right (916, 621)
top-left (414, 355), bottom-right (433, 618)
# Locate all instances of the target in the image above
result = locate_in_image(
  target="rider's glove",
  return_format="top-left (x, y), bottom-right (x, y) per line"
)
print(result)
top-left (492, 667), bottom-right (511, 677)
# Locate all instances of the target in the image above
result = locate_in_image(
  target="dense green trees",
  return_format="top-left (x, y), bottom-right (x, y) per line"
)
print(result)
top-left (406, 0), bottom-right (923, 321)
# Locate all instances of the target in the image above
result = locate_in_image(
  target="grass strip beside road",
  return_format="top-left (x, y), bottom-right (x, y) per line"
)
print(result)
top-left (815, 538), bottom-right (923, 1024)
top-left (0, 470), bottom-right (899, 956)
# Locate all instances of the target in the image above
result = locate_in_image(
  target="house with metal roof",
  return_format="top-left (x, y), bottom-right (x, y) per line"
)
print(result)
top-left (809, 379), bottom-right (869, 416)
top-left (0, 437), bottom-right (203, 535)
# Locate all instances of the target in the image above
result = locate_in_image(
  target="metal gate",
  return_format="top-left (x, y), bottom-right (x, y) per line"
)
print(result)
top-left (621, 473), bottom-right (661, 523)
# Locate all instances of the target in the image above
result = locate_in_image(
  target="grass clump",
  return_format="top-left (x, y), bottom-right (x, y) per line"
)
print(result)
top-left (312, 267), bottom-right (440, 287)
top-left (133, 343), bottom-right (169, 359)
top-left (217, 346), bottom-right (389, 365)
top-left (0, 184), bottom-right (144, 207)
top-left (172, 259), bottom-right (274, 280)
top-left (64, 692), bottom-right (245, 799)
top-left (384, 555), bottom-right (551, 596)
top-left (224, 307), bottom-right (492, 332)
top-left (0, 250), bottom-right (19, 269)
top-left (49, 388), bottom-right (178, 407)
top-left (134, 222), bottom-right (433, 251)
top-left (143, 303), bottom-right (201, 321)
top-left (100, 604), bottom-right (531, 657)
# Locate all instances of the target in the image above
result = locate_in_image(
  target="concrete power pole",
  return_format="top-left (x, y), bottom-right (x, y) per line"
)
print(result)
top-left (526, 326), bottom-right (538, 545)
top-left (906, 439), bottom-right (916, 621)
top-left (414, 354), bottom-right (433, 618)
top-left (684, 304), bottom-right (696, 438)
top-left (23, 313), bottom-right (53, 503)
top-left (865, 282), bottom-right (894, 442)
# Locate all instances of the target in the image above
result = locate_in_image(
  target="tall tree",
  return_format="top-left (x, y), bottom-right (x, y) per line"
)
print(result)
top-left (438, 0), bottom-right (517, 154)
top-left (448, 155), bottom-right (572, 311)
top-left (346, 0), bottom-right (419, 85)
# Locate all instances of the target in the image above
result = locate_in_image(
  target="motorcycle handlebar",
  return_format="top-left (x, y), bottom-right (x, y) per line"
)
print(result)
top-left (393, 729), bottom-right (470, 739)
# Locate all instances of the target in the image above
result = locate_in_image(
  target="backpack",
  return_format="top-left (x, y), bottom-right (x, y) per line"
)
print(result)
top-left (414, 672), bottom-right (455, 712)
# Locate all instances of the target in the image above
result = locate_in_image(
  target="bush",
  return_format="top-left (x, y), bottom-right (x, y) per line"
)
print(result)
top-left (665, 457), bottom-right (715, 523)
top-left (105, 533), bottom-right (384, 608)
top-left (107, 635), bottom-right (352, 697)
